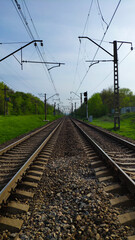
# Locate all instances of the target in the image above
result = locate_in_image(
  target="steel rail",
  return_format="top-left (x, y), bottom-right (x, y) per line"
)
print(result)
top-left (0, 120), bottom-right (56, 155)
top-left (75, 119), bottom-right (135, 151)
top-left (72, 119), bottom-right (135, 195)
top-left (0, 120), bottom-right (62, 206)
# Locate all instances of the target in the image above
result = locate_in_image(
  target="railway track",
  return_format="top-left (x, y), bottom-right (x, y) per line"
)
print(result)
top-left (0, 119), bottom-right (61, 191)
top-left (0, 117), bottom-right (135, 239)
top-left (72, 118), bottom-right (135, 239)
top-left (73, 118), bottom-right (135, 186)
top-left (0, 118), bottom-right (63, 236)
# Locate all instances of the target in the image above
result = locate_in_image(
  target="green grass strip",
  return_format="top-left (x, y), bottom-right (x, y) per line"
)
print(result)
top-left (90, 113), bottom-right (135, 140)
top-left (0, 114), bottom-right (61, 145)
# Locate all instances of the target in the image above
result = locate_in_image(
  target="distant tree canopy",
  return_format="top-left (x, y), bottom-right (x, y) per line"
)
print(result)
top-left (0, 82), bottom-right (55, 116)
top-left (73, 87), bottom-right (135, 118)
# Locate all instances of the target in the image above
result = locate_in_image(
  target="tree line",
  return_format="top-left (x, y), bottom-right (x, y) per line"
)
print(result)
top-left (0, 82), bottom-right (55, 116)
top-left (73, 87), bottom-right (135, 118)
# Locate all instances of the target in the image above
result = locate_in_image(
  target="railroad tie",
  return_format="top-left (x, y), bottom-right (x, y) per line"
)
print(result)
top-left (24, 174), bottom-right (41, 182)
top-left (110, 195), bottom-right (134, 207)
top-left (14, 189), bottom-right (34, 198)
top-left (118, 211), bottom-right (135, 226)
top-left (0, 216), bottom-right (23, 232)
top-left (6, 201), bottom-right (29, 213)
top-left (95, 169), bottom-right (111, 178)
top-left (94, 166), bottom-right (107, 172)
top-left (28, 170), bottom-right (43, 176)
top-left (98, 175), bottom-right (114, 182)
top-left (104, 183), bottom-right (124, 194)
top-left (127, 235), bottom-right (135, 240)
top-left (91, 160), bottom-right (104, 168)
top-left (20, 181), bottom-right (38, 188)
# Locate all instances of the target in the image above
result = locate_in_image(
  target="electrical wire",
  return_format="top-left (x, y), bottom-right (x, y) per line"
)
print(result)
top-left (11, 0), bottom-right (34, 40)
top-left (82, 0), bottom-right (94, 36)
top-left (0, 42), bottom-right (28, 45)
top-left (76, 0), bottom-right (122, 93)
top-left (90, 50), bottom-right (132, 93)
top-left (23, 0), bottom-right (40, 40)
top-left (73, 0), bottom-right (94, 85)
top-left (0, 60), bottom-right (39, 94)
top-left (11, 0), bottom-right (57, 93)
top-left (19, 0), bottom-right (57, 93)
top-left (96, 0), bottom-right (108, 28)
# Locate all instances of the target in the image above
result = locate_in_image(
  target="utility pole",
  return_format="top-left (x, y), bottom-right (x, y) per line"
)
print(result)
top-left (113, 41), bottom-right (120, 129)
top-left (70, 91), bottom-right (81, 106)
top-left (75, 102), bottom-right (76, 117)
top-left (84, 91), bottom-right (88, 120)
top-left (71, 103), bottom-right (73, 114)
top-left (80, 93), bottom-right (82, 105)
top-left (43, 93), bottom-right (59, 120)
top-left (4, 86), bottom-right (7, 116)
top-left (53, 102), bottom-right (56, 116)
top-left (2, 85), bottom-right (8, 116)
top-left (79, 36), bottom-right (133, 130)
top-left (57, 104), bottom-right (59, 114)
top-left (44, 93), bottom-right (47, 120)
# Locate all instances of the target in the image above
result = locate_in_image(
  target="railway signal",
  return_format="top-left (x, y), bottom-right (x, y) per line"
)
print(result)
top-left (84, 91), bottom-right (87, 104)
top-left (84, 91), bottom-right (88, 120)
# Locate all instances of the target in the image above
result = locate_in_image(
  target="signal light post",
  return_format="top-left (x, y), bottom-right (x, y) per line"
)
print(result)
top-left (84, 91), bottom-right (88, 120)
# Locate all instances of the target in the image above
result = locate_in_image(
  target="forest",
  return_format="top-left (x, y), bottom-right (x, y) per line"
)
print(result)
top-left (1, 82), bottom-right (135, 119)
top-left (74, 87), bottom-right (135, 118)
top-left (0, 82), bottom-right (55, 116)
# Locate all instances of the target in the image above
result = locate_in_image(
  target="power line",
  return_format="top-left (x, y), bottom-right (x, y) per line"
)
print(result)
top-left (11, 0), bottom-right (34, 40)
top-left (23, 0), bottom-right (40, 40)
top-left (96, 0), bottom-right (108, 28)
top-left (90, 50), bottom-right (132, 93)
top-left (0, 60), bottom-right (39, 94)
top-left (73, 0), bottom-right (94, 85)
top-left (0, 42), bottom-right (28, 44)
top-left (20, 0), bottom-right (58, 93)
top-left (82, 0), bottom-right (94, 36)
top-left (76, 0), bottom-right (122, 93)
top-left (11, 0), bottom-right (58, 93)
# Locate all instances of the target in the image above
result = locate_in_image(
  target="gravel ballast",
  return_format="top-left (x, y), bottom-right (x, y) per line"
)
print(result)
top-left (5, 119), bottom-right (134, 239)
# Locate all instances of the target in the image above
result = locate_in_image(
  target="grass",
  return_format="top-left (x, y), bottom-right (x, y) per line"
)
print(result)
top-left (0, 114), bottom-right (62, 145)
top-left (90, 113), bottom-right (135, 140)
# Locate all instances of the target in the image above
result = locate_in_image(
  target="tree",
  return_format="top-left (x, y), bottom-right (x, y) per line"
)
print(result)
top-left (119, 88), bottom-right (135, 108)
top-left (100, 87), bottom-right (114, 114)
top-left (0, 82), bottom-right (54, 116)
top-left (88, 93), bottom-right (105, 117)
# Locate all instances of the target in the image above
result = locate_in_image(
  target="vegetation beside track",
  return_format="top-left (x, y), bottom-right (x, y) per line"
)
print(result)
top-left (0, 114), bottom-right (62, 145)
top-left (89, 113), bottom-right (135, 140)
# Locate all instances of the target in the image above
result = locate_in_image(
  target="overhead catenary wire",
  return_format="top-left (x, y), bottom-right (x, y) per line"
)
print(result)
top-left (11, 0), bottom-right (58, 93)
top-left (0, 59), bottom-right (40, 95)
top-left (96, 0), bottom-right (108, 28)
top-left (0, 42), bottom-right (28, 45)
top-left (73, 0), bottom-right (94, 85)
top-left (20, 0), bottom-right (57, 93)
top-left (11, 0), bottom-right (34, 40)
top-left (76, 0), bottom-right (122, 93)
top-left (23, 0), bottom-right (40, 40)
top-left (90, 50), bottom-right (132, 94)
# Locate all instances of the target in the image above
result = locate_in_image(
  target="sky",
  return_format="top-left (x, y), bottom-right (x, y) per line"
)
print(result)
top-left (1, 0), bottom-right (135, 113)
